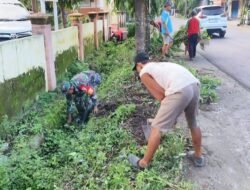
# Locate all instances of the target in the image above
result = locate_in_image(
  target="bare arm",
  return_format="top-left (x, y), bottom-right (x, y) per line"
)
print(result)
top-left (140, 73), bottom-right (165, 101)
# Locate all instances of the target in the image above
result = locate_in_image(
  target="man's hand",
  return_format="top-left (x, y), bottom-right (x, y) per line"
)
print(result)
top-left (93, 106), bottom-right (99, 114)
top-left (67, 114), bottom-right (72, 124)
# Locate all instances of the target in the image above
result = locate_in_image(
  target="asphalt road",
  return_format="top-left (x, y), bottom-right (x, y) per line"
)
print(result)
top-left (198, 21), bottom-right (250, 90)
top-left (173, 17), bottom-right (250, 89)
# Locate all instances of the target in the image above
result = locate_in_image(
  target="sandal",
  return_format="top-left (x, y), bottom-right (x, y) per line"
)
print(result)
top-left (128, 154), bottom-right (145, 169)
top-left (187, 151), bottom-right (205, 167)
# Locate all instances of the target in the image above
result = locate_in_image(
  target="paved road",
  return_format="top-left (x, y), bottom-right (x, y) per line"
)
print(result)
top-left (173, 17), bottom-right (250, 89)
top-left (198, 21), bottom-right (250, 89)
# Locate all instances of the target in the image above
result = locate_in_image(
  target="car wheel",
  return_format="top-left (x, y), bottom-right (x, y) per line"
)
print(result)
top-left (219, 31), bottom-right (225, 38)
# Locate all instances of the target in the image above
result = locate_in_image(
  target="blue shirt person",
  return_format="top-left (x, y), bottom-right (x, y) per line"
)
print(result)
top-left (161, 1), bottom-right (174, 56)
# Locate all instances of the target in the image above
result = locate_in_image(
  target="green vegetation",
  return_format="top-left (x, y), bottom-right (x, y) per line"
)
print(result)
top-left (0, 39), bottom-right (193, 189)
top-left (0, 37), bottom-right (219, 189)
top-left (0, 67), bottom-right (45, 118)
top-left (55, 47), bottom-right (78, 77)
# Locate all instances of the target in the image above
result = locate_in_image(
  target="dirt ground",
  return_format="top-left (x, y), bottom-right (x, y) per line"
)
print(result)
top-left (181, 53), bottom-right (250, 190)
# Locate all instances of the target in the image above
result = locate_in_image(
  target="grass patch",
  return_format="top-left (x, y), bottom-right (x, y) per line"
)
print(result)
top-left (0, 39), bottom-right (196, 189)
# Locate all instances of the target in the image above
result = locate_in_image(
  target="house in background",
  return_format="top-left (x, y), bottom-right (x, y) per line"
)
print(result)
top-left (212, 0), bottom-right (248, 19)
top-left (79, 0), bottom-right (127, 40)
top-left (79, 0), bottom-right (125, 26)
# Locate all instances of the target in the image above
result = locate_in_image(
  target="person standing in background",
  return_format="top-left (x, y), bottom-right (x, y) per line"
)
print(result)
top-left (161, 1), bottom-right (174, 57)
top-left (186, 11), bottom-right (200, 60)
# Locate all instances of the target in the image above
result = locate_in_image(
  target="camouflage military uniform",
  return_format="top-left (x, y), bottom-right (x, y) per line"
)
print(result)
top-left (65, 70), bottom-right (101, 123)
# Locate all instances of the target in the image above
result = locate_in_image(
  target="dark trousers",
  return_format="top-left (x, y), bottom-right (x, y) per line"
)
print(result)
top-left (188, 34), bottom-right (199, 58)
top-left (75, 96), bottom-right (94, 123)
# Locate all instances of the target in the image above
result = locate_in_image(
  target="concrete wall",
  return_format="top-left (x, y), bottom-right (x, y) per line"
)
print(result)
top-left (0, 19), bottom-right (106, 118)
top-left (82, 22), bottom-right (95, 38)
top-left (52, 27), bottom-right (78, 76)
top-left (0, 36), bottom-right (46, 117)
top-left (97, 20), bottom-right (103, 32)
top-left (104, 19), bottom-right (108, 41)
top-left (0, 36), bottom-right (46, 83)
top-left (52, 26), bottom-right (78, 59)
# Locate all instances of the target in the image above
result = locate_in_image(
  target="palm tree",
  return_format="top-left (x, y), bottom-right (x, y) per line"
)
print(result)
top-left (58, 0), bottom-right (81, 28)
top-left (109, 0), bottom-right (164, 52)
top-left (135, 0), bottom-right (146, 52)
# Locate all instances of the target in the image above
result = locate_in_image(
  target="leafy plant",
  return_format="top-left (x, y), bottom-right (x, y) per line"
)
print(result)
top-left (200, 76), bottom-right (221, 104)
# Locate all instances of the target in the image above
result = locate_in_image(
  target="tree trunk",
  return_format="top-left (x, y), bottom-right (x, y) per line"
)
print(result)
top-left (134, 0), bottom-right (146, 53)
top-left (61, 5), bottom-right (67, 28)
top-left (32, 0), bottom-right (38, 13)
top-left (145, 0), bottom-right (151, 52)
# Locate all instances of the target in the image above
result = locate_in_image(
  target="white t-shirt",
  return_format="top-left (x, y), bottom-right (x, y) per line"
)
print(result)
top-left (139, 62), bottom-right (200, 96)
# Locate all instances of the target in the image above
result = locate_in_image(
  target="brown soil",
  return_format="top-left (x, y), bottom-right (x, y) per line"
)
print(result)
top-left (96, 78), bottom-right (159, 145)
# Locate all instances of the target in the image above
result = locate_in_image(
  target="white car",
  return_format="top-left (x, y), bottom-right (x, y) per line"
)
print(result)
top-left (193, 5), bottom-right (227, 38)
top-left (0, 0), bottom-right (32, 39)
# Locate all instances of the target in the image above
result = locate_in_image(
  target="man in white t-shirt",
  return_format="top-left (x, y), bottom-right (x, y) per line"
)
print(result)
top-left (128, 52), bottom-right (205, 168)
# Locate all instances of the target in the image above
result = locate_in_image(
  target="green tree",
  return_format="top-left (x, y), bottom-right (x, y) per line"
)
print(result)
top-left (58, 0), bottom-right (81, 28)
top-left (173, 0), bottom-right (200, 17)
top-left (109, 0), bottom-right (164, 52)
top-left (19, 0), bottom-right (32, 10)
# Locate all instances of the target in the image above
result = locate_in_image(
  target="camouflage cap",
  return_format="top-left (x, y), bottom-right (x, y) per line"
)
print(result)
top-left (61, 81), bottom-right (71, 94)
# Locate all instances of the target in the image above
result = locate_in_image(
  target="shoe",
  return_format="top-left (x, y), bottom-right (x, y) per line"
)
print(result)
top-left (187, 151), bottom-right (205, 167)
top-left (128, 154), bottom-right (145, 169)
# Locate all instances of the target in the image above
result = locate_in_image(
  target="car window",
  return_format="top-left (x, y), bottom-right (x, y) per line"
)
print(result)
top-left (202, 6), bottom-right (224, 16)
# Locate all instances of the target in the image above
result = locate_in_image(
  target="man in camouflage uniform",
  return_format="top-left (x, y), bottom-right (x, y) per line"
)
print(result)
top-left (61, 70), bottom-right (101, 125)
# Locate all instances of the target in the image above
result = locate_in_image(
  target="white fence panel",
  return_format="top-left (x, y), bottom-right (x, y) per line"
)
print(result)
top-left (0, 35), bottom-right (46, 83)
top-left (52, 26), bottom-right (78, 59)
top-left (82, 22), bottom-right (94, 38)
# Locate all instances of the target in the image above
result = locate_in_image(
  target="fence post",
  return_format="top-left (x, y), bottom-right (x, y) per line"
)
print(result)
top-left (30, 13), bottom-right (56, 91)
top-left (69, 13), bottom-right (84, 61)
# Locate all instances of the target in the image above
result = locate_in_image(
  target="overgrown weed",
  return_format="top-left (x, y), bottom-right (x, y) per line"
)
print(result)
top-left (0, 38), bottom-right (196, 189)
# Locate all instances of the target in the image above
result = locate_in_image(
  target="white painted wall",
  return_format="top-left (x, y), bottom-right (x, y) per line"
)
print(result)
top-left (52, 26), bottom-right (78, 60)
top-left (0, 20), bottom-right (106, 85)
top-left (82, 22), bottom-right (94, 38)
top-left (104, 19), bottom-right (108, 40)
top-left (96, 0), bottom-right (104, 8)
top-left (97, 20), bottom-right (103, 32)
top-left (0, 35), bottom-right (46, 83)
